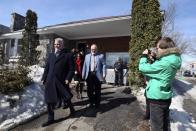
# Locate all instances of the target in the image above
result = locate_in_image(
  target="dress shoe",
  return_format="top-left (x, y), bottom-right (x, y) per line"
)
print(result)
top-left (42, 120), bottom-right (54, 127)
top-left (95, 103), bottom-right (100, 108)
top-left (89, 104), bottom-right (94, 108)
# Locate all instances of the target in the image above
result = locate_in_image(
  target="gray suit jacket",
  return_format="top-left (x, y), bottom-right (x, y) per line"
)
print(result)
top-left (82, 53), bottom-right (106, 81)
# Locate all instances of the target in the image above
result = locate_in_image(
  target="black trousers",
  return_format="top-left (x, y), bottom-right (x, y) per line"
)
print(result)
top-left (114, 71), bottom-right (123, 86)
top-left (75, 81), bottom-right (84, 94)
top-left (150, 101), bottom-right (171, 131)
top-left (56, 84), bottom-right (73, 108)
top-left (86, 72), bottom-right (101, 106)
top-left (145, 98), bottom-right (150, 119)
top-left (47, 103), bottom-right (55, 121)
top-left (47, 100), bottom-right (74, 121)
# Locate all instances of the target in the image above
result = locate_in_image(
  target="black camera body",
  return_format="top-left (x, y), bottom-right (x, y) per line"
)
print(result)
top-left (148, 49), bottom-right (151, 54)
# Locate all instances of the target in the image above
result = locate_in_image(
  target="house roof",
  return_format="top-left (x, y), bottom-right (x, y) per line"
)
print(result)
top-left (0, 14), bottom-right (131, 40)
top-left (0, 24), bottom-right (10, 34)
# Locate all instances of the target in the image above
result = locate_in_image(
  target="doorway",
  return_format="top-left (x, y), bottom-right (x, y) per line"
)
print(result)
top-left (77, 42), bottom-right (87, 55)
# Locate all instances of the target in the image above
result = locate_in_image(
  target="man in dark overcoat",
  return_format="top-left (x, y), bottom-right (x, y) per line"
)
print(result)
top-left (41, 38), bottom-right (75, 127)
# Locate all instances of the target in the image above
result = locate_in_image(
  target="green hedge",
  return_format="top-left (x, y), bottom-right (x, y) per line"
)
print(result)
top-left (0, 66), bottom-right (31, 94)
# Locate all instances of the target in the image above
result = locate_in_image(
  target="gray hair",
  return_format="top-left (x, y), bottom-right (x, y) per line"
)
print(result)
top-left (54, 38), bottom-right (64, 46)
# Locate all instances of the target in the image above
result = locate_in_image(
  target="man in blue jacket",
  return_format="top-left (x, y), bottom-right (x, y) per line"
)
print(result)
top-left (82, 44), bottom-right (106, 108)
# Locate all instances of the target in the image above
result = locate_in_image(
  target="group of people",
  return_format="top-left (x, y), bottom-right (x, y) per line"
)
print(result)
top-left (41, 38), bottom-right (105, 127)
top-left (41, 37), bottom-right (182, 131)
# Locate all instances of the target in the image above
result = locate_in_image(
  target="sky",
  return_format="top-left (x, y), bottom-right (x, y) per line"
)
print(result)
top-left (0, 0), bottom-right (196, 66)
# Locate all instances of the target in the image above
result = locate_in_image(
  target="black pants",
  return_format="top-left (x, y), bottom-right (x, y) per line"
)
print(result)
top-left (47, 100), bottom-right (74, 121)
top-left (47, 103), bottom-right (55, 121)
top-left (145, 98), bottom-right (150, 119)
top-left (56, 84), bottom-right (73, 108)
top-left (150, 101), bottom-right (171, 131)
top-left (114, 71), bottom-right (123, 86)
top-left (86, 72), bottom-right (101, 106)
top-left (76, 82), bottom-right (84, 94)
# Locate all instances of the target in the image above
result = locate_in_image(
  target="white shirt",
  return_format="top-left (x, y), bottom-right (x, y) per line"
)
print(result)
top-left (90, 54), bottom-right (96, 71)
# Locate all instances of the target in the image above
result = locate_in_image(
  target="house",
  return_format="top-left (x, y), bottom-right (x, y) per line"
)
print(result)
top-left (190, 62), bottom-right (196, 76)
top-left (0, 13), bottom-right (131, 66)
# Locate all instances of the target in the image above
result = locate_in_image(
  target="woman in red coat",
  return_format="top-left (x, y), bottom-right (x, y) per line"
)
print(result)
top-left (74, 52), bottom-right (84, 99)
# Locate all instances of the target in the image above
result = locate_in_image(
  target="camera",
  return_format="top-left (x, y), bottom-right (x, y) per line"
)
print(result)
top-left (148, 49), bottom-right (151, 54)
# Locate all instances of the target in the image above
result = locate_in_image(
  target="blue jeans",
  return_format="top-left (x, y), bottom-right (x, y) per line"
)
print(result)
top-left (150, 102), bottom-right (171, 131)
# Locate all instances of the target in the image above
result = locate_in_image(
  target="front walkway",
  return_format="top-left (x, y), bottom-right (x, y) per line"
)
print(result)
top-left (11, 84), bottom-right (148, 131)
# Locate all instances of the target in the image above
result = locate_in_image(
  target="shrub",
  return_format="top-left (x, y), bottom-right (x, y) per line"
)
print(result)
top-left (0, 66), bottom-right (31, 94)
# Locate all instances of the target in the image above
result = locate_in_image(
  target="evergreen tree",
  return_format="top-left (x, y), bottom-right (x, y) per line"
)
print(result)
top-left (0, 45), bottom-right (3, 65)
top-left (145, 0), bottom-right (162, 48)
top-left (129, 0), bottom-right (162, 87)
top-left (19, 9), bottom-right (40, 66)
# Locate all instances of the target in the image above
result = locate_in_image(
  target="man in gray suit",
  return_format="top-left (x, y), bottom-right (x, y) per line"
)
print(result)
top-left (82, 44), bottom-right (106, 108)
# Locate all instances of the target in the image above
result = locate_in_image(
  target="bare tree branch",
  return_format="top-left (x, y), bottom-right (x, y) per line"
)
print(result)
top-left (161, 1), bottom-right (195, 55)
top-left (162, 1), bottom-right (176, 36)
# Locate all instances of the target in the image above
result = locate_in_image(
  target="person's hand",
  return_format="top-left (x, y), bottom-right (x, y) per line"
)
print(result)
top-left (65, 80), bottom-right (69, 85)
top-left (142, 49), bottom-right (149, 55)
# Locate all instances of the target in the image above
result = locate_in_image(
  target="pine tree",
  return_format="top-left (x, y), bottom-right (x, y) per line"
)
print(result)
top-left (145, 0), bottom-right (162, 48)
top-left (19, 9), bottom-right (40, 66)
top-left (129, 0), bottom-right (162, 87)
top-left (0, 45), bottom-right (3, 65)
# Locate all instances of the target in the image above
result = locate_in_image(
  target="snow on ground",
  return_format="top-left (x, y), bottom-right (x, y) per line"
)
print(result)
top-left (170, 89), bottom-right (196, 131)
top-left (28, 65), bottom-right (45, 83)
top-left (186, 85), bottom-right (196, 100)
top-left (0, 65), bottom-right (46, 130)
top-left (136, 84), bottom-right (196, 131)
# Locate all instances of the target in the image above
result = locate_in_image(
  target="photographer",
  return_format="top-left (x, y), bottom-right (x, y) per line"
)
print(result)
top-left (143, 48), bottom-right (157, 120)
top-left (139, 37), bottom-right (181, 131)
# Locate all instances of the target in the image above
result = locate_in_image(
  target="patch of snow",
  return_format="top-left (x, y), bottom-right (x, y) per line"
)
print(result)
top-left (136, 87), bottom-right (196, 131)
top-left (28, 65), bottom-right (44, 83)
top-left (170, 91), bottom-right (196, 131)
top-left (11, 95), bottom-right (20, 100)
top-left (0, 65), bottom-right (46, 130)
top-left (0, 82), bottom-right (46, 130)
top-left (0, 102), bottom-right (10, 108)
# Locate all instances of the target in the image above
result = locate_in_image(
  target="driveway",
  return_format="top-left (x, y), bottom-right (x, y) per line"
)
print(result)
top-left (10, 84), bottom-right (148, 131)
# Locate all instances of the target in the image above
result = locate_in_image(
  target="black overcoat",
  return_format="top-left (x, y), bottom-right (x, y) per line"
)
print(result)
top-left (41, 49), bottom-right (74, 103)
